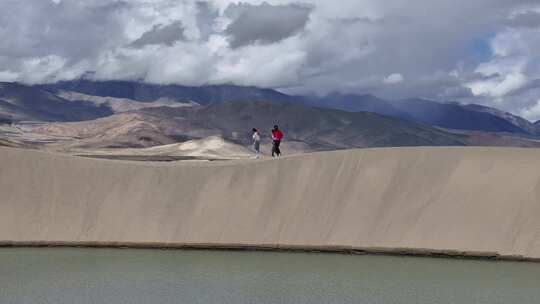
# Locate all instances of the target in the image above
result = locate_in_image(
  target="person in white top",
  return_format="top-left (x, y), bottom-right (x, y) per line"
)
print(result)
top-left (252, 128), bottom-right (261, 159)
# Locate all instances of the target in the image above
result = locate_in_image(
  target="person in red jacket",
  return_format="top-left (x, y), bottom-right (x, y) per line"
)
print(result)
top-left (271, 125), bottom-right (284, 157)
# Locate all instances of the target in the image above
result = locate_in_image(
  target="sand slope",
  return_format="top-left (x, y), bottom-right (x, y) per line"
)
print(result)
top-left (75, 136), bottom-right (253, 159)
top-left (1, 147), bottom-right (539, 259)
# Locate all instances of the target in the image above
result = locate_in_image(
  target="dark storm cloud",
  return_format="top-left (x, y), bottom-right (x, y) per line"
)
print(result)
top-left (224, 2), bottom-right (313, 48)
top-left (506, 11), bottom-right (540, 28)
top-left (196, 1), bottom-right (219, 40)
top-left (131, 21), bottom-right (186, 48)
top-left (0, 0), bottom-right (129, 60)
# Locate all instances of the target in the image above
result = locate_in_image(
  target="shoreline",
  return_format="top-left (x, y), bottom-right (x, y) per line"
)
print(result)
top-left (1, 242), bottom-right (539, 263)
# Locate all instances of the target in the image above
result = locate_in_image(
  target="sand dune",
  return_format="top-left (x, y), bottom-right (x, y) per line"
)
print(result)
top-left (76, 136), bottom-right (253, 159)
top-left (0, 147), bottom-right (539, 260)
top-left (74, 136), bottom-right (313, 160)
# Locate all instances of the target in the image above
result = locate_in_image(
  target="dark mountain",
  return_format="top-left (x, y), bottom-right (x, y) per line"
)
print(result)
top-left (305, 93), bottom-right (412, 119)
top-left (140, 101), bottom-right (466, 149)
top-left (38, 79), bottom-right (297, 105)
top-left (390, 99), bottom-right (529, 134)
top-left (0, 113), bottom-right (12, 125)
top-left (0, 82), bottom-right (112, 122)
top-left (462, 104), bottom-right (539, 135)
top-left (307, 94), bottom-right (536, 135)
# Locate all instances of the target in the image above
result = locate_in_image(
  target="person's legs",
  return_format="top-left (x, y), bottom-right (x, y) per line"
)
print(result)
top-left (254, 141), bottom-right (260, 159)
top-left (272, 141), bottom-right (277, 157)
top-left (276, 140), bottom-right (281, 156)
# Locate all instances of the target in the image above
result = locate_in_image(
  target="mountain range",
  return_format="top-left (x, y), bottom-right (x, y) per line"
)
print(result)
top-left (37, 80), bottom-right (540, 136)
top-left (307, 94), bottom-right (539, 135)
top-left (20, 101), bottom-right (464, 152)
top-left (38, 80), bottom-right (296, 105)
top-left (2, 79), bottom-right (540, 155)
top-left (0, 82), bottom-right (112, 122)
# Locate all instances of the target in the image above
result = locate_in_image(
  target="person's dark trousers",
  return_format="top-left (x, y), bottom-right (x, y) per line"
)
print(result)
top-left (272, 140), bottom-right (281, 157)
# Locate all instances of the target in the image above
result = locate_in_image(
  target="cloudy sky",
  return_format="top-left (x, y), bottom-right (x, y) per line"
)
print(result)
top-left (1, 1), bottom-right (540, 119)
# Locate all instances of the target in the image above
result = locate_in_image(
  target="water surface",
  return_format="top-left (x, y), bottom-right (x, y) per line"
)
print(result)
top-left (1, 248), bottom-right (539, 303)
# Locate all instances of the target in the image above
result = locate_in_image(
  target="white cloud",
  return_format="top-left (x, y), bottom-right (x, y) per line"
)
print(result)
top-left (468, 72), bottom-right (528, 99)
top-left (465, 24), bottom-right (540, 113)
top-left (520, 99), bottom-right (540, 121)
top-left (383, 73), bottom-right (404, 85)
top-left (0, 0), bottom-right (540, 116)
top-left (0, 70), bottom-right (18, 82)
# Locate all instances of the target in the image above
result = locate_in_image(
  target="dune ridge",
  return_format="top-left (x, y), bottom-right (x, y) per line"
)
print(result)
top-left (1, 147), bottom-right (539, 260)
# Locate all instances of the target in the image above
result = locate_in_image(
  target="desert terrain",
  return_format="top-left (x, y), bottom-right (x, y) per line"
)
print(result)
top-left (1, 146), bottom-right (539, 260)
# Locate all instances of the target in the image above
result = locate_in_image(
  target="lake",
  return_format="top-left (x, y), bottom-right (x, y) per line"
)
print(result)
top-left (1, 248), bottom-right (539, 303)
